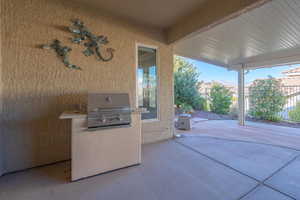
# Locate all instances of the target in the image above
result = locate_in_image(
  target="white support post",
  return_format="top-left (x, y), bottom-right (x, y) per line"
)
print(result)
top-left (238, 66), bottom-right (245, 126)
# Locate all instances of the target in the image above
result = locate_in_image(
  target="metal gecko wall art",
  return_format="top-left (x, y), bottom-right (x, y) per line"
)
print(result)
top-left (42, 19), bottom-right (115, 70)
top-left (42, 40), bottom-right (82, 70)
top-left (69, 19), bottom-right (115, 61)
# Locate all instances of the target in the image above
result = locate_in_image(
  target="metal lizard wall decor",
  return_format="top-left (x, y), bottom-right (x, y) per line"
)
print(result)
top-left (68, 19), bottom-right (115, 62)
top-left (42, 19), bottom-right (115, 70)
top-left (42, 40), bottom-right (82, 70)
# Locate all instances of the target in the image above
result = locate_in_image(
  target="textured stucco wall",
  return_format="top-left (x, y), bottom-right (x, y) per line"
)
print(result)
top-left (1, 0), bottom-right (174, 173)
top-left (0, 14), bottom-right (4, 176)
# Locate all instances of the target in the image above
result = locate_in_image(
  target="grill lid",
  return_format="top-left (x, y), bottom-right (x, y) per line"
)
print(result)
top-left (87, 93), bottom-right (132, 129)
top-left (88, 93), bottom-right (130, 111)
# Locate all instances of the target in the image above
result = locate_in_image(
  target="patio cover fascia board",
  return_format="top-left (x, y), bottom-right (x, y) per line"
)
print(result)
top-left (229, 47), bottom-right (300, 70)
top-left (175, 38), bottom-right (300, 72)
top-left (175, 43), bottom-right (300, 71)
top-left (175, 47), bottom-right (300, 72)
top-left (174, 53), bottom-right (230, 69)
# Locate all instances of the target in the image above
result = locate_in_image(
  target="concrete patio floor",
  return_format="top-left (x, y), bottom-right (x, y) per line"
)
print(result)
top-left (176, 119), bottom-right (300, 151)
top-left (1, 130), bottom-right (300, 200)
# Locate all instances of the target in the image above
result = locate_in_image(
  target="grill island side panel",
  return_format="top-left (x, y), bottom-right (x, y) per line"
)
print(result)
top-left (71, 113), bottom-right (141, 181)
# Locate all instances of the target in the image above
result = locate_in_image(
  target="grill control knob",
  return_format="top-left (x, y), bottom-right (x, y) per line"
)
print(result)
top-left (105, 96), bottom-right (112, 103)
top-left (116, 114), bottom-right (122, 121)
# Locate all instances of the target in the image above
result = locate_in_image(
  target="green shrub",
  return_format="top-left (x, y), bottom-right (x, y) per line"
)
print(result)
top-left (180, 103), bottom-right (194, 113)
top-left (174, 56), bottom-right (204, 110)
top-left (249, 76), bottom-right (285, 121)
top-left (209, 83), bottom-right (233, 114)
top-left (202, 99), bottom-right (211, 112)
top-left (265, 115), bottom-right (282, 122)
top-left (289, 102), bottom-right (300, 122)
top-left (190, 95), bottom-right (206, 110)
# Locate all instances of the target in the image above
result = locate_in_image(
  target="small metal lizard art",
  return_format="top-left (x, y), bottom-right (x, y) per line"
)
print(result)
top-left (42, 40), bottom-right (82, 70)
top-left (42, 19), bottom-right (115, 70)
top-left (68, 19), bottom-right (115, 62)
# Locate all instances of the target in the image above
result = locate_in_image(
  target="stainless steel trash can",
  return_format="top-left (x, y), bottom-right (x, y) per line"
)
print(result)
top-left (177, 114), bottom-right (191, 130)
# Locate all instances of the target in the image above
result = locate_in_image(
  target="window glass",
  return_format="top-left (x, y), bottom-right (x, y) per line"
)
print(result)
top-left (137, 46), bottom-right (158, 120)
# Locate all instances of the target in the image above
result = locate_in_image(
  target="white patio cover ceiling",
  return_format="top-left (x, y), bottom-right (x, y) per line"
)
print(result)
top-left (175, 0), bottom-right (300, 70)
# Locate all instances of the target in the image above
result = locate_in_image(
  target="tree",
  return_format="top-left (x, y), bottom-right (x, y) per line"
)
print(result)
top-left (210, 83), bottom-right (233, 114)
top-left (174, 56), bottom-right (204, 110)
top-left (249, 76), bottom-right (286, 121)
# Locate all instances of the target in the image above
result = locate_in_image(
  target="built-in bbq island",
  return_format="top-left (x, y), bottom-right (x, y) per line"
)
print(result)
top-left (60, 93), bottom-right (142, 181)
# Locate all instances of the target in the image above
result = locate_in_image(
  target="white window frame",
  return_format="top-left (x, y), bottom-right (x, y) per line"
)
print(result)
top-left (135, 43), bottom-right (160, 122)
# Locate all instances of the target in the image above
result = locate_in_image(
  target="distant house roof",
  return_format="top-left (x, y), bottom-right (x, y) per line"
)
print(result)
top-left (278, 77), bottom-right (300, 86)
top-left (282, 67), bottom-right (300, 76)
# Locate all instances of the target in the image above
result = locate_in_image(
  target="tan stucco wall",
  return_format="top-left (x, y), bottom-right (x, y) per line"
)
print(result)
top-left (0, 16), bottom-right (4, 176)
top-left (1, 0), bottom-right (174, 173)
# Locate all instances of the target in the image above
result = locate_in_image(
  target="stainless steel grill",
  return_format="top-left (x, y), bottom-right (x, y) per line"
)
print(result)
top-left (88, 93), bottom-right (132, 130)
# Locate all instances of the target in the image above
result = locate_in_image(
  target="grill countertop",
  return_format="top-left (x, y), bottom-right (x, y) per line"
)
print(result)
top-left (59, 109), bottom-right (143, 120)
top-left (59, 111), bottom-right (87, 119)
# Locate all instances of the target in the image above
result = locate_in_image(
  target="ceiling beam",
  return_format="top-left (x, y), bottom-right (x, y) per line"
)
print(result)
top-left (229, 46), bottom-right (300, 70)
top-left (166, 0), bottom-right (271, 44)
top-left (174, 53), bottom-right (230, 69)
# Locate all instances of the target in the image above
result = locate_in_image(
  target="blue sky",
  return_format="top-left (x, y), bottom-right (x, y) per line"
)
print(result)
top-left (185, 57), bottom-right (300, 85)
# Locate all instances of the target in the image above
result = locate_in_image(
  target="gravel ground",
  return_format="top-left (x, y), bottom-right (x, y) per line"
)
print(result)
top-left (192, 111), bottom-right (236, 120)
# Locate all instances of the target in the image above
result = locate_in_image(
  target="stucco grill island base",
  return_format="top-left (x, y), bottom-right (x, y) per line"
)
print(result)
top-left (60, 111), bottom-right (142, 181)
